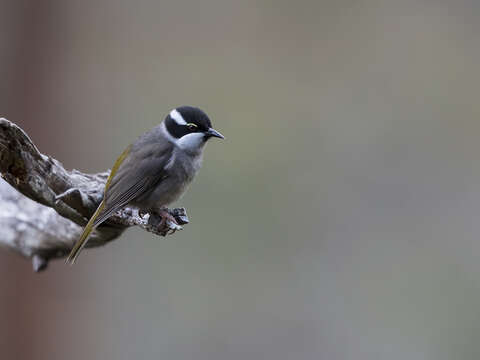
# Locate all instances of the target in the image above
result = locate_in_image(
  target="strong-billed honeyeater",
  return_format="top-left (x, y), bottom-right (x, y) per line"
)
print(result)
top-left (66, 106), bottom-right (224, 264)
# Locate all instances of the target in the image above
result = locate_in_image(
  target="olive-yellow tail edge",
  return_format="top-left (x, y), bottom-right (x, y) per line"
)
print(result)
top-left (66, 200), bottom-right (106, 265)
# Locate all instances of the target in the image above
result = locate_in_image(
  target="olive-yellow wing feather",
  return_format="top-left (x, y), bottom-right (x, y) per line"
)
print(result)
top-left (66, 145), bottom-right (132, 264)
top-left (66, 134), bottom-right (173, 264)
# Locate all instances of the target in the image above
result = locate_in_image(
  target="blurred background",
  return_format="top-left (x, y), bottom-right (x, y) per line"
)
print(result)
top-left (1, 0), bottom-right (480, 359)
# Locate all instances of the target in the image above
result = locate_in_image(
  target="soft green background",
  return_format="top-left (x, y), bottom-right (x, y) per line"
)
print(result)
top-left (1, 0), bottom-right (480, 359)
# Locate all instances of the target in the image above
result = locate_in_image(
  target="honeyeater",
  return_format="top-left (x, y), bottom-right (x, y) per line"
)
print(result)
top-left (66, 106), bottom-right (224, 264)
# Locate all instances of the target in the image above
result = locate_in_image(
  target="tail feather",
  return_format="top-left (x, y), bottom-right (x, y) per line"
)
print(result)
top-left (66, 200), bottom-right (106, 265)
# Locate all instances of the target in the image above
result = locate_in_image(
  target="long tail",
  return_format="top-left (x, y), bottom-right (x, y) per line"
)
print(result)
top-left (66, 200), bottom-right (106, 265)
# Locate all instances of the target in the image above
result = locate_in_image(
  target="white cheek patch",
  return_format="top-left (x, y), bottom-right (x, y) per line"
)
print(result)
top-left (170, 109), bottom-right (186, 125)
top-left (176, 132), bottom-right (206, 152)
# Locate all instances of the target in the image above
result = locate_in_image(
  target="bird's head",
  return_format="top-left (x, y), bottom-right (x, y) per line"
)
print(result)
top-left (163, 106), bottom-right (224, 153)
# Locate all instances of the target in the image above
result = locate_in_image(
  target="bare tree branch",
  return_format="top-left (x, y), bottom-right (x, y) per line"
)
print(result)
top-left (0, 118), bottom-right (188, 271)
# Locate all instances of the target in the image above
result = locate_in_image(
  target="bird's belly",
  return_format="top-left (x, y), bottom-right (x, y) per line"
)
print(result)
top-left (132, 175), bottom-right (190, 210)
top-left (155, 175), bottom-right (191, 205)
top-left (132, 153), bottom-right (201, 210)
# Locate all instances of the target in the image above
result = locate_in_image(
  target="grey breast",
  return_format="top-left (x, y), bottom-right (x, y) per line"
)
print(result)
top-left (135, 146), bottom-right (203, 210)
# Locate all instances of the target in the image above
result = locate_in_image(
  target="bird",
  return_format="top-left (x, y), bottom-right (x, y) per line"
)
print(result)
top-left (66, 106), bottom-right (224, 264)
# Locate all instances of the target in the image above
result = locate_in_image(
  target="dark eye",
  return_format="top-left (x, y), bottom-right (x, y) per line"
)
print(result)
top-left (187, 123), bottom-right (198, 131)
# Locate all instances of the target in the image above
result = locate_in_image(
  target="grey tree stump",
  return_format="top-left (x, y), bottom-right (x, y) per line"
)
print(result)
top-left (0, 118), bottom-right (188, 272)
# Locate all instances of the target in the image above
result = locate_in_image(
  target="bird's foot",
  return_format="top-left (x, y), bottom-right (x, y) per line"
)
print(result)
top-left (147, 208), bottom-right (183, 236)
top-left (158, 209), bottom-right (183, 235)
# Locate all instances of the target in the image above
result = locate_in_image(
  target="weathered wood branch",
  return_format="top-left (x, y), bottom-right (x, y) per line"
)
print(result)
top-left (0, 118), bottom-right (188, 271)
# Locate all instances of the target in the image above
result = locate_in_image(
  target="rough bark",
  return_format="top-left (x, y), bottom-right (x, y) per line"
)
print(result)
top-left (0, 118), bottom-right (188, 271)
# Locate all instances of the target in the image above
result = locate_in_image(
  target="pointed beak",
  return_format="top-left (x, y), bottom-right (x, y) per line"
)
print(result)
top-left (206, 128), bottom-right (225, 140)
